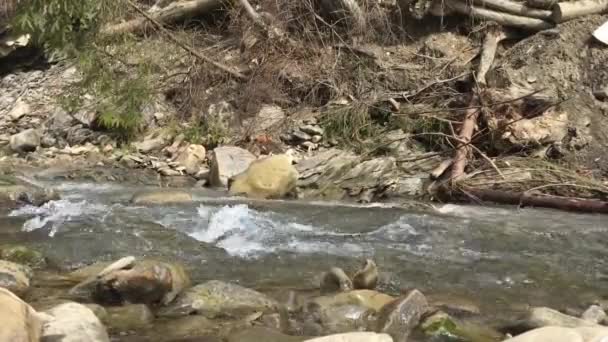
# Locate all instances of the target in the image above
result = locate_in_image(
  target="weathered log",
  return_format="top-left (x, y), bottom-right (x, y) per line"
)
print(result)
top-left (101, 0), bottom-right (223, 36)
top-left (462, 188), bottom-right (608, 214)
top-left (446, 0), bottom-right (554, 30)
top-left (526, 0), bottom-right (557, 9)
top-left (477, 25), bottom-right (510, 86)
top-left (475, 0), bottom-right (553, 19)
top-left (551, 0), bottom-right (608, 23)
top-left (430, 158), bottom-right (454, 180)
top-left (451, 98), bottom-right (480, 181)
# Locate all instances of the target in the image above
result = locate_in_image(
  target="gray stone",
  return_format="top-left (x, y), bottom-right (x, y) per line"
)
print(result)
top-left (131, 190), bottom-right (193, 205)
top-left (134, 137), bottom-right (169, 154)
top-left (0, 260), bottom-right (32, 296)
top-left (43, 302), bottom-right (110, 342)
top-left (523, 307), bottom-right (596, 329)
top-left (8, 100), bottom-right (29, 121)
top-left (209, 146), bottom-right (256, 187)
top-left (0, 245), bottom-right (46, 269)
top-left (158, 167), bottom-right (182, 176)
top-left (582, 305), bottom-right (606, 324)
top-left (312, 135), bottom-right (323, 143)
top-left (503, 326), bottom-right (608, 342)
top-left (159, 280), bottom-right (278, 318)
top-left (246, 105), bottom-right (286, 133)
top-left (9, 129), bottom-right (40, 153)
top-left (301, 141), bottom-right (318, 150)
top-left (304, 332), bottom-right (393, 342)
top-left (293, 130), bottom-right (312, 141)
top-left (300, 124), bottom-right (324, 136)
top-left (176, 144), bottom-right (206, 175)
top-left (376, 289), bottom-right (429, 342)
top-left (316, 304), bottom-right (372, 334)
top-left (194, 167), bottom-right (210, 181)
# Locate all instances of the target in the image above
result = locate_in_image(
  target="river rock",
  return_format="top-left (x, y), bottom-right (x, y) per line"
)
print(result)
top-left (582, 305), bottom-right (606, 324)
top-left (104, 304), bottom-right (154, 332)
top-left (315, 303), bottom-right (373, 334)
top-left (0, 176), bottom-right (59, 209)
top-left (0, 287), bottom-right (45, 342)
top-left (209, 146), bottom-right (256, 187)
top-left (376, 289), bottom-right (429, 342)
top-left (9, 128), bottom-right (40, 153)
top-left (130, 189), bottom-right (193, 205)
top-left (503, 326), bottom-right (608, 342)
top-left (42, 302), bottom-right (110, 342)
top-left (8, 100), bottom-right (30, 121)
top-left (159, 280), bottom-right (279, 318)
top-left (227, 326), bottom-right (306, 342)
top-left (133, 132), bottom-right (171, 153)
top-left (93, 259), bottom-right (190, 306)
top-left (0, 244), bottom-right (46, 268)
top-left (0, 260), bottom-right (32, 296)
top-left (521, 307), bottom-right (597, 330)
top-left (304, 332), bottom-right (394, 342)
top-left (320, 267), bottom-right (353, 293)
top-left (176, 144), bottom-right (206, 175)
top-left (312, 290), bottom-right (395, 313)
top-left (228, 152), bottom-right (299, 199)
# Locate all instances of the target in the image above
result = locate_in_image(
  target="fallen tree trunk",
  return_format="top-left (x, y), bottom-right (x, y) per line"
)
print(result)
top-left (446, 0), bottom-right (554, 30)
top-left (551, 0), bottom-right (608, 23)
top-left (101, 0), bottom-right (223, 36)
top-left (474, 0), bottom-right (553, 19)
top-left (526, 0), bottom-right (557, 9)
top-left (461, 188), bottom-right (608, 214)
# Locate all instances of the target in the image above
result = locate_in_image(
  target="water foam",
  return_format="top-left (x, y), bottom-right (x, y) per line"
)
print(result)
top-left (9, 199), bottom-right (110, 237)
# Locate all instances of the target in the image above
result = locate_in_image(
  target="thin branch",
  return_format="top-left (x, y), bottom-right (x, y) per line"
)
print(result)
top-left (123, 0), bottom-right (248, 81)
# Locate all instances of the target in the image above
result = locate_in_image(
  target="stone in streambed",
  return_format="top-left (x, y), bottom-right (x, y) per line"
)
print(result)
top-left (521, 307), bottom-right (597, 329)
top-left (320, 267), bottom-right (353, 293)
top-left (209, 146), bottom-right (256, 187)
top-left (228, 152), bottom-right (299, 199)
top-left (10, 128), bottom-right (40, 153)
top-left (304, 332), bottom-right (394, 342)
top-left (311, 290), bottom-right (395, 313)
top-left (104, 304), bottom-right (154, 332)
top-left (376, 289), bottom-right (429, 342)
top-left (0, 244), bottom-right (46, 268)
top-left (42, 302), bottom-right (110, 342)
top-left (0, 259), bottom-right (32, 296)
top-left (503, 326), bottom-right (608, 342)
top-left (582, 305), bottom-right (607, 324)
top-left (227, 326), bottom-right (307, 342)
top-left (0, 287), bottom-right (45, 342)
top-left (130, 189), bottom-right (193, 205)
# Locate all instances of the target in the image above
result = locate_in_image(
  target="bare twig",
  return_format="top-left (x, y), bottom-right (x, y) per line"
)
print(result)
top-left (477, 25), bottom-right (512, 86)
top-left (122, 0), bottom-right (248, 81)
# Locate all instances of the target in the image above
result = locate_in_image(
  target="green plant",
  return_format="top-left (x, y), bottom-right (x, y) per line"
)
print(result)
top-left (14, 0), bottom-right (152, 138)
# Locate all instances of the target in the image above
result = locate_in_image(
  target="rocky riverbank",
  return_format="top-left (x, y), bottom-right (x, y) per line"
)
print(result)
top-left (3, 246), bottom-right (608, 342)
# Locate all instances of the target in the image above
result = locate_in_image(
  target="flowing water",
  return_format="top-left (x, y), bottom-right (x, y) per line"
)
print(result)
top-left (2, 181), bottom-right (608, 323)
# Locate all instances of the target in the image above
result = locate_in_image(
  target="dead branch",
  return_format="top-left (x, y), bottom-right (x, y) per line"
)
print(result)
top-left (477, 25), bottom-right (512, 86)
top-left (551, 0), bottom-right (608, 23)
top-left (445, 0), bottom-right (554, 30)
top-left (451, 97), bottom-right (480, 181)
top-left (120, 0), bottom-right (247, 81)
top-left (474, 0), bottom-right (553, 19)
top-left (101, 0), bottom-right (223, 36)
top-left (460, 188), bottom-right (608, 214)
top-left (238, 0), bottom-right (265, 26)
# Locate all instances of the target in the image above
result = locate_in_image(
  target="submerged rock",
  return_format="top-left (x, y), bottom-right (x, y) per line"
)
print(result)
top-left (376, 289), bottom-right (429, 342)
top-left (421, 310), bottom-right (502, 342)
top-left (227, 326), bottom-right (306, 342)
top-left (0, 244), bottom-right (46, 268)
top-left (104, 304), bottom-right (154, 332)
top-left (304, 332), bottom-right (393, 342)
top-left (0, 175), bottom-right (59, 209)
top-left (228, 152), bottom-right (299, 199)
top-left (209, 146), bottom-right (256, 187)
top-left (130, 189), bottom-right (193, 205)
top-left (42, 302), bottom-right (110, 342)
top-left (503, 326), bottom-right (608, 342)
top-left (0, 288), bottom-right (45, 342)
top-left (311, 290), bottom-right (395, 314)
top-left (0, 259), bottom-right (32, 296)
top-left (159, 280), bottom-right (278, 318)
